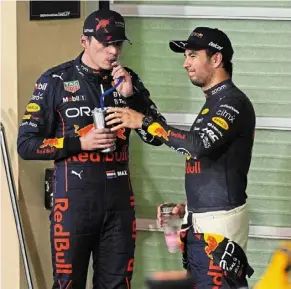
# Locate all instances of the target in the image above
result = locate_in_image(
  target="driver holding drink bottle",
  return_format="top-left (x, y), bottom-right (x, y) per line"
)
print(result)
top-left (17, 9), bottom-right (165, 289)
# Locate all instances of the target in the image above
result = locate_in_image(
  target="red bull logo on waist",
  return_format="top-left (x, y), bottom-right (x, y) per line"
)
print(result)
top-left (67, 151), bottom-right (128, 163)
top-left (204, 233), bottom-right (224, 259)
top-left (54, 198), bottom-right (72, 274)
top-left (186, 161), bottom-right (201, 174)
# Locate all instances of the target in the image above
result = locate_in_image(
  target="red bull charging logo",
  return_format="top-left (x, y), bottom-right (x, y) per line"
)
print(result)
top-left (74, 124), bottom-right (126, 140)
top-left (116, 128), bottom-right (126, 140)
top-left (204, 233), bottom-right (224, 259)
top-left (74, 124), bottom-right (94, 137)
top-left (40, 138), bottom-right (64, 149)
top-left (96, 18), bottom-right (110, 32)
top-left (148, 123), bottom-right (169, 141)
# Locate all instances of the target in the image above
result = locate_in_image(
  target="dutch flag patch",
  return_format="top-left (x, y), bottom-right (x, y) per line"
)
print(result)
top-left (106, 170), bottom-right (117, 179)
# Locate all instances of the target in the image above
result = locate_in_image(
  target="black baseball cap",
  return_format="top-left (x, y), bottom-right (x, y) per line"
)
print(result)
top-left (83, 9), bottom-right (131, 44)
top-left (169, 27), bottom-right (233, 60)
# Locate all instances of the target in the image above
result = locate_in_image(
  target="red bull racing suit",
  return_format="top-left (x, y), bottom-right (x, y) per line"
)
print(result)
top-left (17, 53), bottom-right (164, 289)
top-left (146, 79), bottom-right (256, 288)
top-left (180, 229), bottom-right (254, 288)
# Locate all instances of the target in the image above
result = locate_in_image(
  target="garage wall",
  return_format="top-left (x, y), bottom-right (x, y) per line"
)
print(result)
top-left (85, 2), bottom-right (291, 287)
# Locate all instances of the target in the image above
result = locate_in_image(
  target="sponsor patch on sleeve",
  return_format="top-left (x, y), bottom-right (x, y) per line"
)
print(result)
top-left (212, 117), bottom-right (229, 130)
top-left (26, 103), bottom-right (40, 112)
top-left (148, 122), bottom-right (169, 141)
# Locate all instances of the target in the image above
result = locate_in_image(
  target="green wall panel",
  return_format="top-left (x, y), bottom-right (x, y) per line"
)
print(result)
top-left (129, 129), bottom-right (291, 227)
top-left (84, 4), bottom-right (291, 287)
top-left (120, 18), bottom-right (291, 117)
top-left (132, 231), bottom-right (281, 289)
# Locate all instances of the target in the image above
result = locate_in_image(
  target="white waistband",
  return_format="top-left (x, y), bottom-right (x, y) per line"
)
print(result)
top-left (187, 203), bottom-right (247, 219)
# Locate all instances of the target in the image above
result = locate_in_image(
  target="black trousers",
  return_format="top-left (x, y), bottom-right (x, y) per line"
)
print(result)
top-left (186, 229), bottom-right (250, 289)
top-left (50, 164), bottom-right (136, 289)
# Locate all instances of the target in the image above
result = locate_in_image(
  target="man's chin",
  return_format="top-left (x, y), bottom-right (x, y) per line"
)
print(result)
top-left (189, 77), bottom-right (203, 88)
top-left (98, 61), bottom-right (112, 70)
top-left (101, 65), bottom-right (112, 71)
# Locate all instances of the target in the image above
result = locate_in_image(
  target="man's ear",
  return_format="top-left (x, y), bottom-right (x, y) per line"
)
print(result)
top-left (212, 52), bottom-right (223, 68)
top-left (80, 35), bottom-right (89, 49)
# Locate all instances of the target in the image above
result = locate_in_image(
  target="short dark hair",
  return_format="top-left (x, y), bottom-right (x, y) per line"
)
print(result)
top-left (206, 49), bottom-right (233, 77)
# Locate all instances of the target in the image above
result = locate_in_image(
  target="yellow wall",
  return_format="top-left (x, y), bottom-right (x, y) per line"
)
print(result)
top-left (1, 1), bottom-right (20, 288)
top-left (1, 1), bottom-right (85, 288)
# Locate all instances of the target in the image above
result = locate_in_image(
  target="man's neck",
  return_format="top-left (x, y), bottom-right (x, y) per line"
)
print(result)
top-left (202, 72), bottom-right (230, 92)
top-left (81, 52), bottom-right (101, 72)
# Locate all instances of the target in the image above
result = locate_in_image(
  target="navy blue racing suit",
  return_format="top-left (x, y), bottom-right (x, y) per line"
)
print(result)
top-left (17, 53), bottom-right (164, 289)
top-left (145, 79), bottom-right (256, 288)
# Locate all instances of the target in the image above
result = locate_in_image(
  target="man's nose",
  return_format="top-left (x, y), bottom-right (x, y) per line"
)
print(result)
top-left (183, 58), bottom-right (190, 69)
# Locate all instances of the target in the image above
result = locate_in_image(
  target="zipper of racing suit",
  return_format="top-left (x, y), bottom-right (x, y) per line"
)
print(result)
top-left (99, 82), bottom-right (109, 235)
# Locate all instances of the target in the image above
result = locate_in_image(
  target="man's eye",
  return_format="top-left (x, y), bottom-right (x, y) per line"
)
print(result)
top-left (114, 41), bottom-right (124, 48)
top-left (185, 53), bottom-right (196, 59)
top-left (103, 42), bottom-right (123, 48)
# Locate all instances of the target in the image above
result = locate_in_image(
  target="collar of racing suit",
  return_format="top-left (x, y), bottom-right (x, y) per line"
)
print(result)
top-left (74, 52), bottom-right (112, 82)
top-left (203, 78), bottom-right (234, 98)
